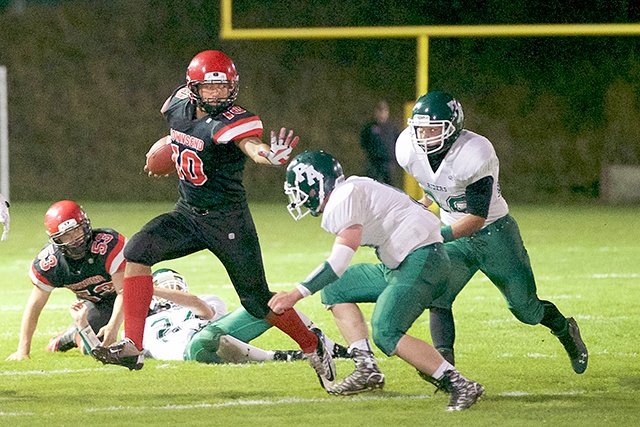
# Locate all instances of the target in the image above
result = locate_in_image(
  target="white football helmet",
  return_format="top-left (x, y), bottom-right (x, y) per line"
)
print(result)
top-left (150, 269), bottom-right (189, 314)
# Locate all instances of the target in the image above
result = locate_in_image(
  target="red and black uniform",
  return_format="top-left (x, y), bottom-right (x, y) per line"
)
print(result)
top-left (30, 228), bottom-right (126, 347)
top-left (124, 86), bottom-right (273, 319)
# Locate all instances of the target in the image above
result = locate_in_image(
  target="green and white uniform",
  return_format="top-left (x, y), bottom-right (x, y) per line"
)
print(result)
top-left (318, 176), bottom-right (449, 355)
top-left (143, 295), bottom-right (227, 360)
top-left (396, 127), bottom-right (543, 324)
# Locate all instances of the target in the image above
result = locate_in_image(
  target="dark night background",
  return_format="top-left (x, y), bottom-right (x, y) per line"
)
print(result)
top-left (0, 0), bottom-right (639, 202)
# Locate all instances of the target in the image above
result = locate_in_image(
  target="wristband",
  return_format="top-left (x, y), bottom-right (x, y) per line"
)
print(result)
top-left (441, 225), bottom-right (455, 243)
top-left (300, 261), bottom-right (339, 294)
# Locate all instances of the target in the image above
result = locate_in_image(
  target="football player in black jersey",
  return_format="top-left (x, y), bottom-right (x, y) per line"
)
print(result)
top-left (6, 200), bottom-right (126, 361)
top-left (93, 50), bottom-right (336, 388)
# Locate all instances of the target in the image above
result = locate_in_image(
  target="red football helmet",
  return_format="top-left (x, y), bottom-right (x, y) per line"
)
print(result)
top-left (44, 200), bottom-right (92, 259)
top-left (186, 50), bottom-right (239, 115)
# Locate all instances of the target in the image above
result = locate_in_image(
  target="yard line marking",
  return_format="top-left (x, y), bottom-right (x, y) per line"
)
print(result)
top-left (499, 390), bottom-right (585, 397)
top-left (84, 395), bottom-right (432, 413)
top-left (0, 367), bottom-right (114, 377)
top-left (0, 411), bottom-right (35, 417)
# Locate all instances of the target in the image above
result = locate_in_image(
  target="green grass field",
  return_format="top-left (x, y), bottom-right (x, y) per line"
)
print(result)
top-left (1, 202), bottom-right (639, 426)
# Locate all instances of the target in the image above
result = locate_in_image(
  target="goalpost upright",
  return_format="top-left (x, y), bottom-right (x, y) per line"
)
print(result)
top-left (0, 65), bottom-right (8, 201)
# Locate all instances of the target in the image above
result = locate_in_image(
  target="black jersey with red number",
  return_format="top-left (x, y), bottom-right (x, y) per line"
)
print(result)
top-left (29, 228), bottom-right (127, 303)
top-left (161, 86), bottom-right (264, 210)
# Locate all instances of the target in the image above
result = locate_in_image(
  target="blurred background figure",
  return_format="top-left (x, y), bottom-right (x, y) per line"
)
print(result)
top-left (0, 193), bottom-right (9, 240)
top-left (359, 100), bottom-right (401, 187)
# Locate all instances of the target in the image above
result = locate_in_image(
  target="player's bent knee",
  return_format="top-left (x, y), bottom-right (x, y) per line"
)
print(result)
top-left (371, 325), bottom-right (401, 356)
top-left (183, 325), bottom-right (224, 363)
top-left (509, 305), bottom-right (543, 325)
top-left (123, 232), bottom-right (157, 265)
top-left (240, 299), bottom-right (270, 320)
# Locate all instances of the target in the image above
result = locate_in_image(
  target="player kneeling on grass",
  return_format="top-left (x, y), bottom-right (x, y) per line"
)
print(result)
top-left (268, 150), bottom-right (484, 411)
top-left (88, 269), bottom-right (348, 365)
top-left (6, 201), bottom-right (126, 361)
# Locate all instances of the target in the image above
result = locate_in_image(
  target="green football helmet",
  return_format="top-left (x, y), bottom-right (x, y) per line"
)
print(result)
top-left (407, 91), bottom-right (464, 155)
top-left (284, 150), bottom-right (345, 220)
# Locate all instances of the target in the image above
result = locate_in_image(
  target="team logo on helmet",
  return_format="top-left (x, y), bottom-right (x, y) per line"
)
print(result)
top-left (408, 91), bottom-right (464, 156)
top-left (284, 150), bottom-right (344, 220)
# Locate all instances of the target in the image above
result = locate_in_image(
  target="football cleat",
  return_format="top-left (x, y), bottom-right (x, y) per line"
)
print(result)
top-left (332, 342), bottom-right (353, 359)
top-left (555, 317), bottom-right (588, 374)
top-left (273, 350), bottom-right (306, 362)
top-left (92, 338), bottom-right (144, 371)
top-left (416, 369), bottom-right (443, 391)
top-left (306, 328), bottom-right (336, 389)
top-left (439, 370), bottom-right (484, 411)
top-left (327, 349), bottom-right (385, 396)
top-left (45, 327), bottom-right (78, 353)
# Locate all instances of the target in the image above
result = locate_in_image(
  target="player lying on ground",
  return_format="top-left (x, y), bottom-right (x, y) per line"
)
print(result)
top-left (269, 150), bottom-right (484, 411)
top-left (88, 269), bottom-right (349, 364)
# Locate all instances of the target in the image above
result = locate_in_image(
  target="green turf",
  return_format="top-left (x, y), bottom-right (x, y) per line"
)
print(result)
top-left (1, 202), bottom-right (639, 426)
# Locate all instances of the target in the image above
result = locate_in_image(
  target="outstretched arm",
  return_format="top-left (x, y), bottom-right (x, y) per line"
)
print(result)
top-left (6, 286), bottom-right (51, 360)
top-left (237, 127), bottom-right (299, 166)
top-left (268, 225), bottom-right (361, 314)
top-left (152, 287), bottom-right (215, 320)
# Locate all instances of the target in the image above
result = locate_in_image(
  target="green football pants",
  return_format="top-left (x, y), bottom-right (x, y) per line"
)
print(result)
top-left (321, 244), bottom-right (449, 356)
top-left (184, 306), bottom-right (273, 362)
top-left (431, 214), bottom-right (544, 325)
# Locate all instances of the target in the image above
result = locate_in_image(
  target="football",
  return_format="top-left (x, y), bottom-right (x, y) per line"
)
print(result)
top-left (145, 136), bottom-right (175, 176)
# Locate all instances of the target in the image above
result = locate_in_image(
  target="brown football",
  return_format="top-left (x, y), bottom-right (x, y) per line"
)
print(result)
top-left (145, 136), bottom-right (175, 175)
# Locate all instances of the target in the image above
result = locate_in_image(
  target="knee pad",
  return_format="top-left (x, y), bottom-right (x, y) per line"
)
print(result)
top-left (509, 301), bottom-right (544, 325)
top-left (183, 325), bottom-right (224, 363)
top-left (371, 321), bottom-right (402, 357)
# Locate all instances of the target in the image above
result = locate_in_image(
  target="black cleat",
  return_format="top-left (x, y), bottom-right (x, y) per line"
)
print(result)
top-left (555, 317), bottom-right (588, 374)
top-left (92, 338), bottom-right (144, 371)
top-left (273, 350), bottom-right (306, 362)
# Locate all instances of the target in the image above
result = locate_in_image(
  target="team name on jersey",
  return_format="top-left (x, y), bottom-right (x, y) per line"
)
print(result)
top-left (424, 182), bottom-right (448, 192)
top-left (170, 129), bottom-right (205, 151)
top-left (65, 275), bottom-right (109, 291)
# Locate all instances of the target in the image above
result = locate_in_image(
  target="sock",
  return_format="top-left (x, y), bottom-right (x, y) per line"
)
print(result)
top-left (266, 309), bottom-right (318, 353)
top-left (123, 275), bottom-right (154, 350)
top-left (539, 300), bottom-right (569, 335)
top-left (294, 309), bottom-right (338, 350)
top-left (349, 339), bottom-right (373, 353)
top-left (78, 325), bottom-right (101, 353)
top-left (433, 360), bottom-right (455, 380)
top-left (219, 335), bottom-right (274, 362)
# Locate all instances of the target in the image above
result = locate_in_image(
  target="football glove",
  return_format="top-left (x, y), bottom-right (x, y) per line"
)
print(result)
top-left (0, 193), bottom-right (9, 241)
top-left (259, 127), bottom-right (299, 166)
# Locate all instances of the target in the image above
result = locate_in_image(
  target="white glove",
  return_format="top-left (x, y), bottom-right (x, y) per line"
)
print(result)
top-left (0, 193), bottom-right (9, 241)
top-left (259, 127), bottom-right (300, 166)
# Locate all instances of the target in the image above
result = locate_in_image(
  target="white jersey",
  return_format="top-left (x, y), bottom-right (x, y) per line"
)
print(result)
top-left (396, 128), bottom-right (509, 226)
top-left (321, 176), bottom-right (442, 269)
top-left (142, 295), bottom-right (227, 360)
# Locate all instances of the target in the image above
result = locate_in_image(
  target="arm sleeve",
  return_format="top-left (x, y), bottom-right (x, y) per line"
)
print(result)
top-left (465, 175), bottom-right (493, 218)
